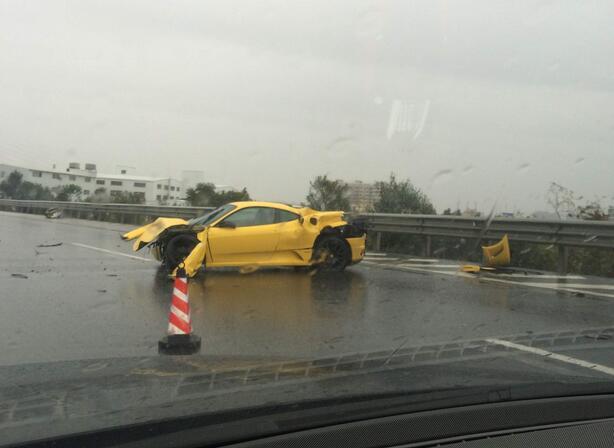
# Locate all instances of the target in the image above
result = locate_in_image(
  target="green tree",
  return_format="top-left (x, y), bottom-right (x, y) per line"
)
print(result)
top-left (374, 174), bottom-right (436, 214)
top-left (185, 183), bottom-right (217, 206)
top-left (55, 184), bottom-right (82, 202)
top-left (214, 188), bottom-right (250, 206)
top-left (306, 175), bottom-right (350, 211)
top-left (111, 191), bottom-right (145, 204)
top-left (186, 183), bottom-right (251, 207)
top-left (0, 171), bottom-right (24, 198)
top-left (546, 182), bottom-right (576, 219)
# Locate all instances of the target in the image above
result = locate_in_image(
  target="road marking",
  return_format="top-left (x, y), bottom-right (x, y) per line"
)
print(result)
top-left (71, 242), bottom-right (154, 262)
top-left (364, 256), bottom-right (400, 261)
top-left (362, 261), bottom-right (614, 299)
top-left (400, 263), bottom-right (459, 268)
top-left (483, 273), bottom-right (586, 280)
top-left (541, 283), bottom-right (614, 291)
top-left (486, 338), bottom-right (614, 377)
top-left (407, 258), bottom-right (439, 263)
top-left (365, 253), bottom-right (388, 257)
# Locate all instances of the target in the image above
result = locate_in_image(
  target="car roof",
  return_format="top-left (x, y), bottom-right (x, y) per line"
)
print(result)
top-left (228, 201), bottom-right (301, 214)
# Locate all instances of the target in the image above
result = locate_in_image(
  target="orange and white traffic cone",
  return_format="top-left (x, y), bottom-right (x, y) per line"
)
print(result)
top-left (158, 266), bottom-right (201, 355)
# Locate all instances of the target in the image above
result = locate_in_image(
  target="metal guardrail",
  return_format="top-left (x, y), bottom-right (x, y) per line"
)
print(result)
top-left (355, 213), bottom-right (614, 273)
top-left (2, 199), bottom-right (613, 273)
top-left (0, 199), bottom-right (214, 221)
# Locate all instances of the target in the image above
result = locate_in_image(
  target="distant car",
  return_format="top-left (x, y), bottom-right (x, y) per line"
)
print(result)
top-left (122, 201), bottom-right (366, 275)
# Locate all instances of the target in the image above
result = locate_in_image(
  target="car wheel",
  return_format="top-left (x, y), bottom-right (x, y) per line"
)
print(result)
top-left (165, 234), bottom-right (199, 270)
top-left (313, 236), bottom-right (351, 271)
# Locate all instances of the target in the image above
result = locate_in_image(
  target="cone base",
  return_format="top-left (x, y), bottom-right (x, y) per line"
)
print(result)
top-left (158, 334), bottom-right (201, 355)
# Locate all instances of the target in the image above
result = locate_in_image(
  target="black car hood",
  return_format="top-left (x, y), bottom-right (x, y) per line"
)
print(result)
top-left (2, 327), bottom-right (614, 446)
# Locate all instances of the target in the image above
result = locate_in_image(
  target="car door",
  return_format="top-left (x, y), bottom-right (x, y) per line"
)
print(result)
top-left (207, 206), bottom-right (280, 264)
top-left (275, 209), bottom-right (312, 251)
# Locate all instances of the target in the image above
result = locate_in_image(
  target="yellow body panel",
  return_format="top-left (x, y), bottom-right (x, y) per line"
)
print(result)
top-left (121, 217), bottom-right (187, 251)
top-left (347, 237), bottom-right (366, 262)
top-left (482, 234), bottom-right (511, 267)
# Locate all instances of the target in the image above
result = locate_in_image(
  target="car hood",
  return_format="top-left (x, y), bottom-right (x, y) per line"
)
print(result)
top-left (2, 327), bottom-right (614, 445)
top-left (121, 217), bottom-right (189, 251)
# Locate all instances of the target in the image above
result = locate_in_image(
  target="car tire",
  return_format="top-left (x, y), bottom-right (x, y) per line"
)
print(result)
top-left (165, 234), bottom-right (200, 270)
top-left (313, 236), bottom-right (351, 271)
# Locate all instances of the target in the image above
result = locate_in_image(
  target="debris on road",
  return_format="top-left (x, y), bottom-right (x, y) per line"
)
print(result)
top-left (11, 273), bottom-right (28, 279)
top-left (97, 289), bottom-right (107, 293)
top-left (36, 242), bottom-right (63, 248)
top-left (44, 208), bottom-right (63, 219)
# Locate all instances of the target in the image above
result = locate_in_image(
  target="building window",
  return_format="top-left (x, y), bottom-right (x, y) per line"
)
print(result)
top-left (31, 171), bottom-right (42, 178)
top-left (170, 196), bottom-right (174, 199)
top-left (156, 195), bottom-right (162, 200)
top-left (157, 184), bottom-right (162, 190)
top-left (134, 182), bottom-right (146, 188)
top-left (110, 180), bottom-right (122, 186)
top-left (69, 175), bottom-right (76, 181)
top-left (83, 190), bottom-right (90, 195)
top-left (163, 195), bottom-right (168, 200)
top-left (170, 186), bottom-right (175, 191)
top-left (176, 187), bottom-right (180, 192)
top-left (110, 190), bottom-right (121, 196)
top-left (85, 177), bottom-right (91, 183)
top-left (96, 180), bottom-right (105, 185)
top-left (52, 173), bottom-right (61, 180)
top-left (164, 185), bottom-right (169, 190)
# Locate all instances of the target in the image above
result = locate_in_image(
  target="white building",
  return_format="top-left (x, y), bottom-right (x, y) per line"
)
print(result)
top-left (347, 181), bottom-right (380, 212)
top-left (0, 162), bottom-right (184, 205)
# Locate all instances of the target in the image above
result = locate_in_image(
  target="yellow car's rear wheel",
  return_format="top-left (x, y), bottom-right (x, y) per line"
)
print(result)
top-left (313, 236), bottom-right (351, 271)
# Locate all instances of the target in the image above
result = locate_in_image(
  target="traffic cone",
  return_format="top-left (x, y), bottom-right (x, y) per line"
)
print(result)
top-left (158, 266), bottom-right (201, 355)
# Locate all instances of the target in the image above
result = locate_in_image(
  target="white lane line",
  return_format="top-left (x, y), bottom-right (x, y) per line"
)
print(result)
top-left (541, 283), bottom-right (614, 291)
top-left (71, 242), bottom-right (154, 262)
top-left (486, 338), bottom-right (614, 377)
top-left (364, 257), bottom-right (400, 261)
top-left (407, 258), bottom-right (439, 263)
top-left (400, 263), bottom-right (460, 268)
top-left (363, 261), bottom-right (475, 278)
top-left (362, 261), bottom-right (614, 299)
top-left (365, 253), bottom-right (388, 257)
top-left (486, 273), bottom-right (586, 280)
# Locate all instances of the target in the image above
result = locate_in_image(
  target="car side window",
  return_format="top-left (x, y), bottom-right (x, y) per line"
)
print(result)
top-left (276, 210), bottom-right (299, 223)
top-left (221, 207), bottom-right (276, 228)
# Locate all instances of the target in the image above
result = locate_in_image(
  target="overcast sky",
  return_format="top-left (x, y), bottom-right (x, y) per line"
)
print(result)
top-left (1, 0), bottom-right (613, 212)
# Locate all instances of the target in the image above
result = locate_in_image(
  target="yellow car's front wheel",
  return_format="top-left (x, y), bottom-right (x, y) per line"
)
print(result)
top-left (164, 234), bottom-right (200, 271)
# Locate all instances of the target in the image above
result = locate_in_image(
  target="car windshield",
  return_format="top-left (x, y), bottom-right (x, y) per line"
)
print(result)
top-left (187, 204), bottom-right (236, 226)
top-left (1, 1), bottom-right (614, 446)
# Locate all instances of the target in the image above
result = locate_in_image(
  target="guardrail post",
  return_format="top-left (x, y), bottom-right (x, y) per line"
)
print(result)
top-left (557, 245), bottom-right (569, 274)
top-left (424, 236), bottom-right (432, 257)
top-left (374, 231), bottom-right (382, 252)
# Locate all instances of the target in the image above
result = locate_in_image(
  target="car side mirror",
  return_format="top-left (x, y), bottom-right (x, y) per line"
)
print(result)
top-left (217, 220), bottom-right (236, 229)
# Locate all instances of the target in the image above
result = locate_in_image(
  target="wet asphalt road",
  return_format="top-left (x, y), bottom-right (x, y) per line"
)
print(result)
top-left (2, 210), bottom-right (614, 367)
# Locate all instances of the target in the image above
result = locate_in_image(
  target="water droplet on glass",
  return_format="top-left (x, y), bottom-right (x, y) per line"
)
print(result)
top-left (517, 163), bottom-right (530, 173)
top-left (431, 169), bottom-right (453, 185)
top-left (575, 157), bottom-right (585, 165)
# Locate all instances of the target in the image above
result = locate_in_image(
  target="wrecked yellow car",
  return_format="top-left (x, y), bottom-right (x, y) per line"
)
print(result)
top-left (122, 201), bottom-right (366, 275)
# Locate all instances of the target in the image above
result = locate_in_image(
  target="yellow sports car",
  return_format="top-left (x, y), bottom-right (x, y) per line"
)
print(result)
top-left (122, 201), bottom-right (366, 276)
